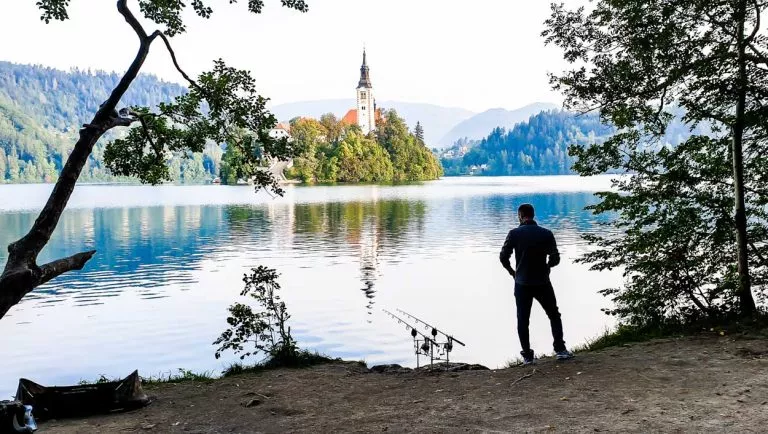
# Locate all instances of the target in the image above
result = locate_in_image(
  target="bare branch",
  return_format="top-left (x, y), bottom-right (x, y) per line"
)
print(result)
top-left (654, 86), bottom-right (668, 126)
top-left (137, 115), bottom-right (161, 155)
top-left (100, 0), bottom-right (153, 114)
top-left (510, 369), bottom-right (537, 386)
top-left (38, 250), bottom-right (97, 286)
top-left (746, 44), bottom-right (768, 65)
top-left (118, 0), bottom-right (147, 40)
top-left (156, 32), bottom-right (203, 92)
top-left (749, 240), bottom-right (768, 268)
top-left (747, 0), bottom-right (761, 42)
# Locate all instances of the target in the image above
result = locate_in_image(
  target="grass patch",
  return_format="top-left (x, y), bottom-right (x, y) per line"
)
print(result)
top-left (77, 369), bottom-right (215, 387)
top-left (222, 350), bottom-right (339, 377)
top-left (574, 313), bottom-right (768, 353)
top-left (76, 351), bottom-right (339, 387)
top-left (141, 369), bottom-right (216, 385)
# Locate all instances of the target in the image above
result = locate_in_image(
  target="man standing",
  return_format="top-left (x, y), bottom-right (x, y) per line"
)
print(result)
top-left (500, 203), bottom-right (574, 364)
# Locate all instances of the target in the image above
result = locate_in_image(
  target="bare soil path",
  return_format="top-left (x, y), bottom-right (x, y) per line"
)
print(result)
top-left (40, 334), bottom-right (768, 433)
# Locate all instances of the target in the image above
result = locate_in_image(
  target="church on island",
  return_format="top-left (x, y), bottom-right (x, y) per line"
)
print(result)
top-left (269, 49), bottom-right (382, 140)
top-left (341, 50), bottom-right (382, 135)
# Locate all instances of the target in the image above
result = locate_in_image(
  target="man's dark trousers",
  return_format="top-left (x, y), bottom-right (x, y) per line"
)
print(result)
top-left (515, 282), bottom-right (565, 353)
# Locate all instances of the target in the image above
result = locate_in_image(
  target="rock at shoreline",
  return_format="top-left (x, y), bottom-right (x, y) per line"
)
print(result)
top-left (418, 363), bottom-right (490, 372)
top-left (369, 363), bottom-right (489, 374)
top-left (369, 364), bottom-right (412, 374)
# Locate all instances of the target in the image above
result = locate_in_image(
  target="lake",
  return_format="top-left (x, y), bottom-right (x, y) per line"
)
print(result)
top-left (0, 176), bottom-right (620, 399)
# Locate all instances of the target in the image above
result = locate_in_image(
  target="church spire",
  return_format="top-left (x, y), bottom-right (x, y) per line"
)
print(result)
top-left (358, 49), bottom-right (372, 89)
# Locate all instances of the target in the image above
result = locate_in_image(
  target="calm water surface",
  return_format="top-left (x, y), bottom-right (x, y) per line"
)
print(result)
top-left (0, 176), bottom-right (620, 398)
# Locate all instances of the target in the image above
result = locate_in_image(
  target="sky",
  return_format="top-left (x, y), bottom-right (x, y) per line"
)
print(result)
top-left (0, 0), bottom-right (584, 113)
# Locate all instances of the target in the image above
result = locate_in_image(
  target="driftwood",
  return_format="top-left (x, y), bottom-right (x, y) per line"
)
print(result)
top-left (16, 370), bottom-right (149, 420)
top-left (510, 368), bottom-right (537, 386)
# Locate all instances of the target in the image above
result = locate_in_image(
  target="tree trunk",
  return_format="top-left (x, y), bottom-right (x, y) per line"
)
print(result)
top-left (0, 127), bottom-right (102, 319)
top-left (732, 0), bottom-right (757, 316)
top-left (0, 0), bottom-right (153, 320)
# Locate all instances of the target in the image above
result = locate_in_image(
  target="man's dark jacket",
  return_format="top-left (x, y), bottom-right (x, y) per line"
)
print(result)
top-left (499, 220), bottom-right (560, 285)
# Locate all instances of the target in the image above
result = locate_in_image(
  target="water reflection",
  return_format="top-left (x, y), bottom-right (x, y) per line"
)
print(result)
top-left (0, 190), bottom-right (605, 310)
top-left (292, 200), bottom-right (427, 318)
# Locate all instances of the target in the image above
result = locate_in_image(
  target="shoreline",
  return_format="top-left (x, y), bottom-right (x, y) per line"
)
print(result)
top-left (0, 173), bottom-right (618, 187)
top-left (37, 333), bottom-right (768, 433)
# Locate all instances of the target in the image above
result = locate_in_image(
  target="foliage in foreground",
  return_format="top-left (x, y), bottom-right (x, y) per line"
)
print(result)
top-left (222, 350), bottom-right (337, 377)
top-left (544, 0), bottom-right (768, 325)
top-left (281, 110), bottom-right (443, 183)
top-left (214, 266), bottom-right (303, 366)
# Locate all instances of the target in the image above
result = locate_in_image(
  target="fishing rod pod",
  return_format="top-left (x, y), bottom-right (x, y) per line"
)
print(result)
top-left (382, 308), bottom-right (466, 368)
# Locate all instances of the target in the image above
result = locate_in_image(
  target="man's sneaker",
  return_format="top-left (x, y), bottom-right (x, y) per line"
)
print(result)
top-left (556, 350), bottom-right (575, 360)
top-left (521, 350), bottom-right (535, 365)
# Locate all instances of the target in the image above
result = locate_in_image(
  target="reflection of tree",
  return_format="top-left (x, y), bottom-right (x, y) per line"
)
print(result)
top-left (293, 199), bottom-right (427, 315)
top-left (293, 200), bottom-right (427, 242)
top-left (0, 189), bottom-right (611, 311)
top-left (224, 205), bottom-right (271, 237)
top-left (0, 206), bottom-right (228, 301)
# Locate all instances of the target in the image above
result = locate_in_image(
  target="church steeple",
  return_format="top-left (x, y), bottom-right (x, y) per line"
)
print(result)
top-left (355, 48), bottom-right (375, 134)
top-left (358, 49), bottom-right (372, 89)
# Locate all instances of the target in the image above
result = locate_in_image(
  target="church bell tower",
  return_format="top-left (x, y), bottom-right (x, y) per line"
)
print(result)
top-left (356, 49), bottom-right (375, 134)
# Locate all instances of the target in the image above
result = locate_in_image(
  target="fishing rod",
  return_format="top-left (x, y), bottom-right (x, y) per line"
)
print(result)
top-left (382, 309), bottom-right (440, 368)
top-left (382, 309), bottom-right (427, 338)
top-left (395, 308), bottom-right (466, 348)
top-left (383, 308), bottom-right (465, 367)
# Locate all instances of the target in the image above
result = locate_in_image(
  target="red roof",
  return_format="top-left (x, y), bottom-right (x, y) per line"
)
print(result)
top-left (342, 109), bottom-right (357, 124)
top-left (341, 108), bottom-right (383, 125)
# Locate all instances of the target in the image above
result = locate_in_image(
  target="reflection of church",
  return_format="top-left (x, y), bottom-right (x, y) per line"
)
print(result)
top-left (342, 50), bottom-right (382, 135)
top-left (359, 218), bottom-right (380, 316)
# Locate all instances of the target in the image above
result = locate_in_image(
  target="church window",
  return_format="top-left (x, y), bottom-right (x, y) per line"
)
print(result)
top-left (360, 92), bottom-right (366, 98)
top-left (362, 106), bottom-right (366, 110)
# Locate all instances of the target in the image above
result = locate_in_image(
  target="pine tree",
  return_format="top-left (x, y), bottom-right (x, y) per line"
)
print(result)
top-left (414, 121), bottom-right (425, 143)
top-left (0, 148), bottom-right (6, 181)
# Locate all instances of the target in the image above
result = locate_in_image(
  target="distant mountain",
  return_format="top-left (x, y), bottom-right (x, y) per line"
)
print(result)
top-left (270, 99), bottom-right (476, 147)
top-left (438, 102), bottom-right (560, 146)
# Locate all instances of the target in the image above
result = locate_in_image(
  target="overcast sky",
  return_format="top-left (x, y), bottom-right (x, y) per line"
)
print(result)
top-left (0, 1), bottom-right (584, 112)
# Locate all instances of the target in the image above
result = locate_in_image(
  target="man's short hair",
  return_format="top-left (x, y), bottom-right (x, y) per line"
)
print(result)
top-left (518, 203), bottom-right (535, 219)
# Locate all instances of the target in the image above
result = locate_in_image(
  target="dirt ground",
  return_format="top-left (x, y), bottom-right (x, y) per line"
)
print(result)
top-left (39, 334), bottom-right (768, 433)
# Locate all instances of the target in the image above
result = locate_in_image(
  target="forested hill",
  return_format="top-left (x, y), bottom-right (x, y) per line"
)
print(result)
top-left (0, 61), bottom-right (220, 183)
top-left (440, 110), bottom-right (611, 176)
top-left (441, 110), bottom-right (700, 176)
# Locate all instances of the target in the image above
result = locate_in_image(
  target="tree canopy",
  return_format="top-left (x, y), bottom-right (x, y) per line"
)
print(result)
top-left (544, 0), bottom-right (768, 324)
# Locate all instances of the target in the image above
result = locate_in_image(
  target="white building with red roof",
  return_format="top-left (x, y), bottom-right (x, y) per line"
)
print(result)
top-left (341, 50), bottom-right (379, 134)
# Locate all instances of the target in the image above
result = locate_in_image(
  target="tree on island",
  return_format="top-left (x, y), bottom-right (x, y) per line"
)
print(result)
top-left (0, 0), bottom-right (308, 321)
top-left (414, 121), bottom-right (425, 144)
top-left (286, 110), bottom-right (442, 183)
top-left (544, 1), bottom-right (768, 324)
